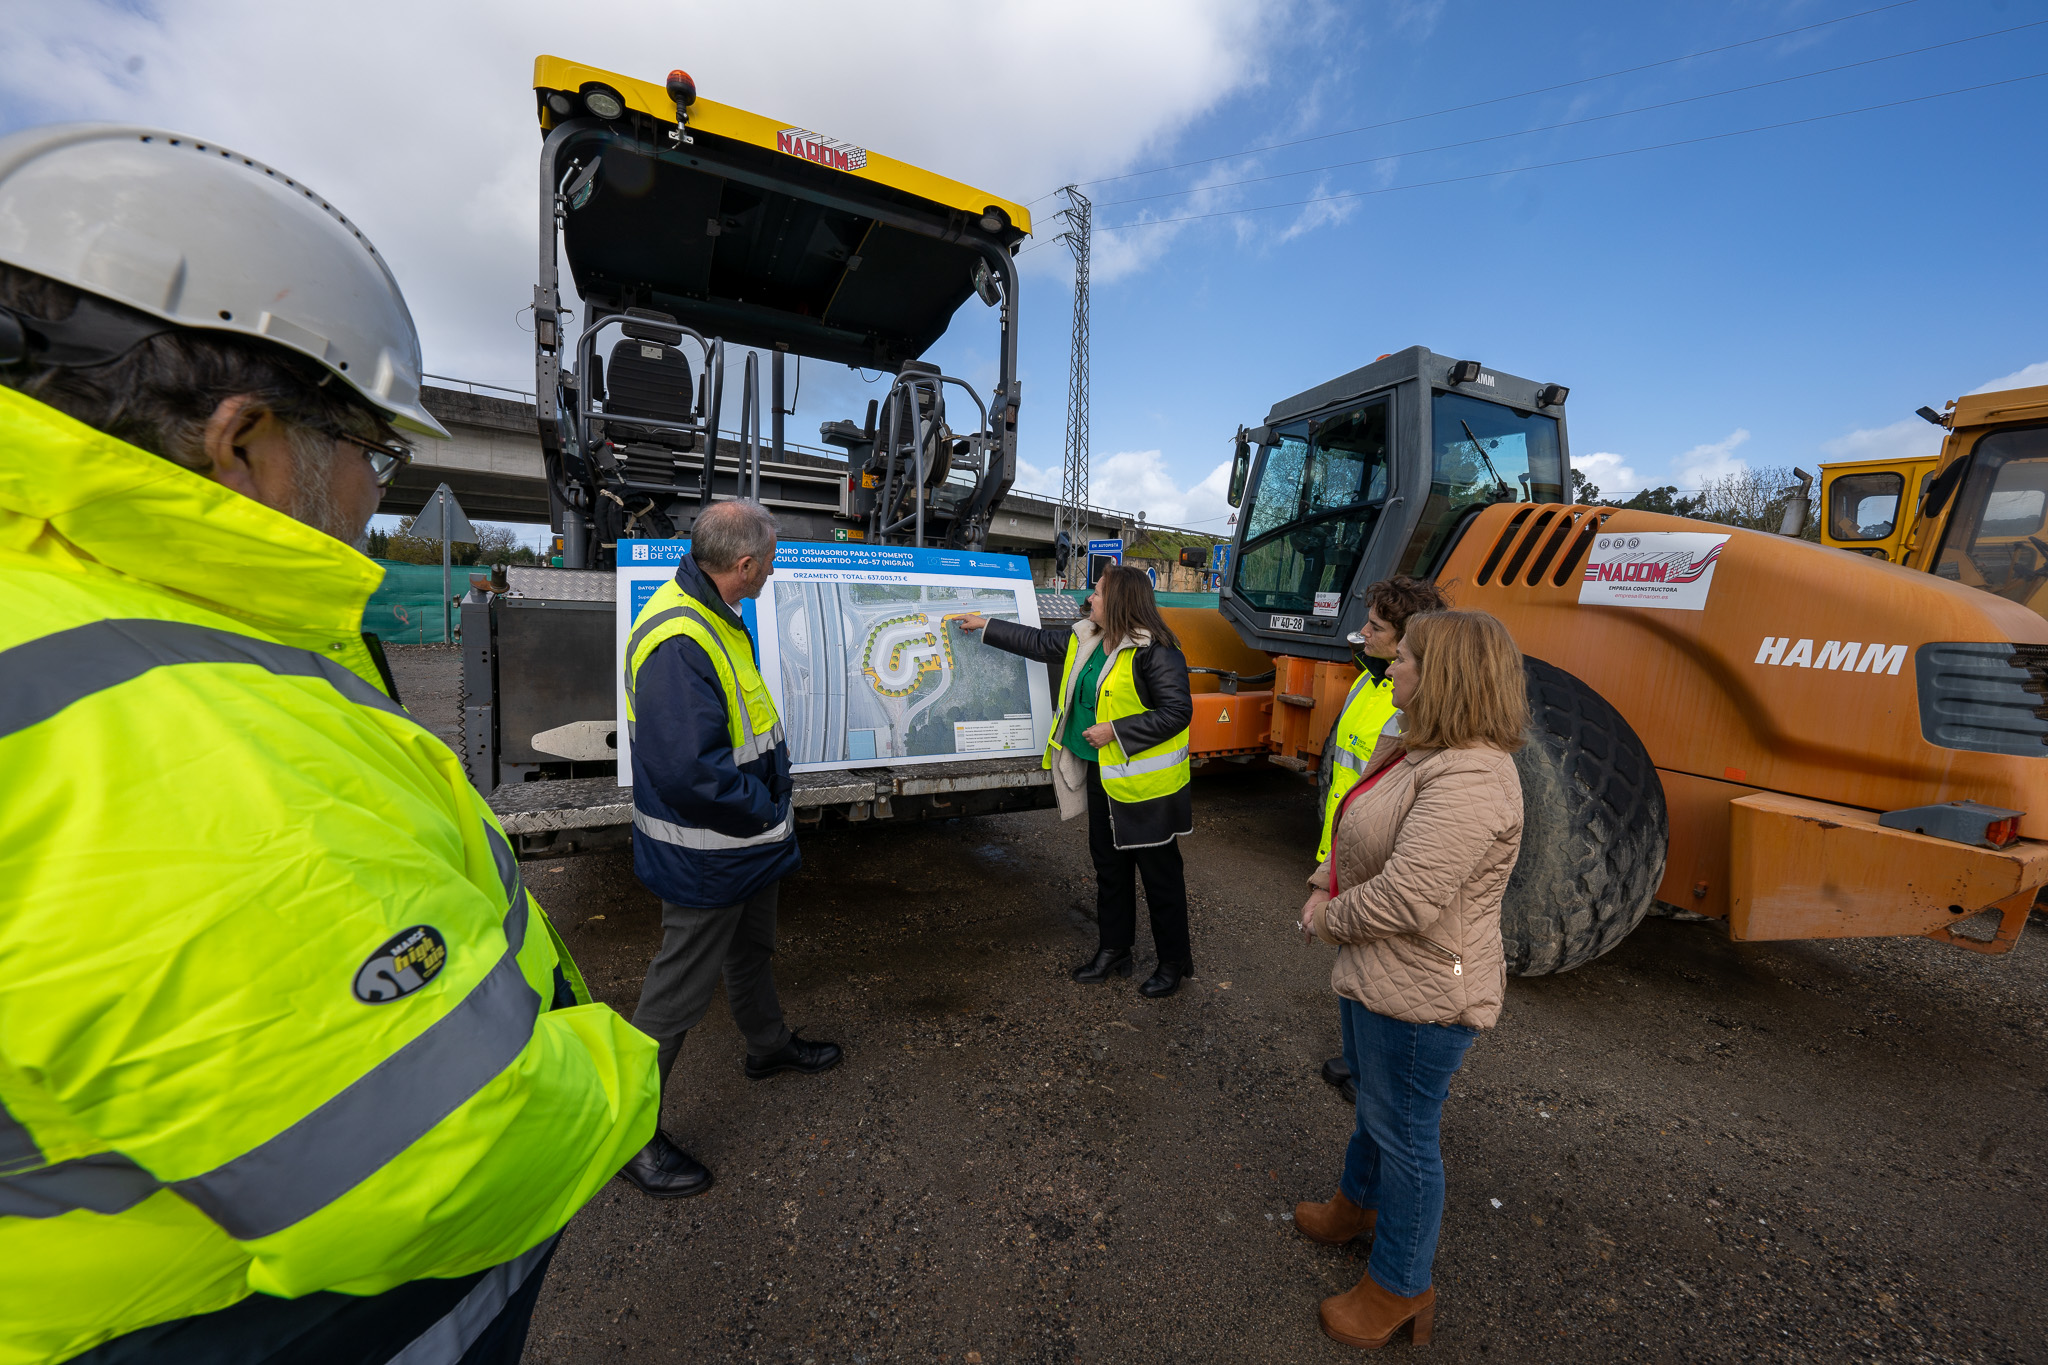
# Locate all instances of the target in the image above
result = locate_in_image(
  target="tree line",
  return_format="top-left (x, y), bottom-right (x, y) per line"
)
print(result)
top-left (365, 517), bottom-right (550, 566)
top-left (1571, 466), bottom-right (1820, 541)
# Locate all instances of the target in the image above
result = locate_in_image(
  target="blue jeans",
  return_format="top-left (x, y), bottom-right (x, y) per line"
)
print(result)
top-left (1338, 996), bottom-right (1479, 1297)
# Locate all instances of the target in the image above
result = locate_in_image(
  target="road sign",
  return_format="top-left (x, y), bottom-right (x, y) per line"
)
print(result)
top-left (1087, 538), bottom-right (1123, 562)
top-left (1209, 543), bottom-right (1232, 573)
top-left (410, 483), bottom-right (475, 543)
top-left (411, 484), bottom-right (477, 643)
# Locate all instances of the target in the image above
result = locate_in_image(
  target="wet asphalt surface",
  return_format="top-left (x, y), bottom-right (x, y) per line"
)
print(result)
top-left (388, 647), bottom-right (2048, 1364)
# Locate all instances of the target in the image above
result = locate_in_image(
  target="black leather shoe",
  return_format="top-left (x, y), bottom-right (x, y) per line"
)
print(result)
top-left (1322, 1055), bottom-right (1358, 1105)
top-left (1139, 960), bottom-right (1193, 998)
top-left (744, 1030), bottom-right (843, 1080)
top-left (618, 1131), bottom-right (713, 1199)
top-left (1072, 948), bottom-right (1134, 984)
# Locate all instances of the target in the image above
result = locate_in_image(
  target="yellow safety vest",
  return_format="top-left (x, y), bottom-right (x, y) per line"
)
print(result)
top-left (1317, 669), bottom-right (1399, 862)
top-left (1048, 635), bottom-right (1191, 805)
top-left (623, 578), bottom-right (790, 850)
top-left (0, 388), bottom-right (656, 1363)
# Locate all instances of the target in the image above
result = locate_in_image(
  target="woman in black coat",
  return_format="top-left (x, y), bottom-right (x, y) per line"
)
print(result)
top-left (958, 565), bottom-right (1196, 997)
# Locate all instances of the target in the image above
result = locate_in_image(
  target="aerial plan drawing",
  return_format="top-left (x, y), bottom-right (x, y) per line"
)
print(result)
top-left (772, 580), bottom-right (1038, 767)
top-left (617, 539), bottom-right (1052, 778)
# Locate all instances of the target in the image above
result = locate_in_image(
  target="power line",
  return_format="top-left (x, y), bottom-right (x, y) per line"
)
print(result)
top-left (1093, 18), bottom-right (2047, 210)
top-left (1079, 70), bottom-right (2046, 236)
top-left (1035, 0), bottom-right (1929, 201)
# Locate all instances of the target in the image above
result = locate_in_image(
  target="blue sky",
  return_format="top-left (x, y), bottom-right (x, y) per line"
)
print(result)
top-left (7, 1), bottom-right (2045, 546)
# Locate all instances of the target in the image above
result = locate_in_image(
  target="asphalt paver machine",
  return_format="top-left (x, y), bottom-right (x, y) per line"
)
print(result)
top-left (1208, 346), bottom-right (2048, 973)
top-left (467, 57), bottom-right (1055, 851)
top-left (529, 56), bottom-right (1026, 563)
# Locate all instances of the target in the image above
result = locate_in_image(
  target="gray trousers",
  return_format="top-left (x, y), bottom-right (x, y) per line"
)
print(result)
top-left (631, 880), bottom-right (792, 1067)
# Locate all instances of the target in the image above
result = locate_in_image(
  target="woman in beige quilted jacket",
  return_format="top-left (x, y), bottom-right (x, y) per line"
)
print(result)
top-left (1292, 610), bottom-right (1527, 1350)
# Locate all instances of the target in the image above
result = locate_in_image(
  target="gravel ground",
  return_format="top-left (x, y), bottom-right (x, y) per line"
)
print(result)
top-left (386, 642), bottom-right (463, 750)
top-left (383, 647), bottom-right (2048, 1363)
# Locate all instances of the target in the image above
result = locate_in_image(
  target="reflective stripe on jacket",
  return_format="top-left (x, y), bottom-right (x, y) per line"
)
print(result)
top-left (1315, 668), bottom-right (1399, 862)
top-left (1051, 634), bottom-right (1191, 805)
top-left (997, 616), bottom-right (1191, 850)
top-left (0, 389), bottom-right (658, 1364)
top-left (623, 557), bottom-right (798, 907)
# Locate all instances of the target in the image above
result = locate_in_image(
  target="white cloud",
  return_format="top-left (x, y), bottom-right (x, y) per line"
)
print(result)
top-left (1972, 361), bottom-right (2048, 394)
top-left (0, 1), bottom-right (1290, 387)
top-left (1087, 450), bottom-right (1234, 529)
top-left (1572, 450), bottom-right (1640, 498)
top-left (1013, 455), bottom-right (1059, 498)
top-left (1274, 176), bottom-right (1360, 243)
top-left (1821, 418), bottom-right (1941, 465)
top-left (1676, 429), bottom-right (1750, 488)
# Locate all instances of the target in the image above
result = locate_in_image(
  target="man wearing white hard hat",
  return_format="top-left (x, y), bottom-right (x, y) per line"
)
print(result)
top-left (0, 125), bottom-right (657, 1364)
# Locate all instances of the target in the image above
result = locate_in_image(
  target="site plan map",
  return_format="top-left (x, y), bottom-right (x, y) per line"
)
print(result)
top-left (617, 539), bottom-right (1052, 781)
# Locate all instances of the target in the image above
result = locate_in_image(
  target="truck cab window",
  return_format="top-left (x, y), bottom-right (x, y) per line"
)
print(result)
top-left (1932, 425), bottom-right (2048, 602)
top-left (1401, 391), bottom-right (1565, 575)
top-left (1234, 401), bottom-right (1390, 613)
top-left (1826, 472), bottom-right (1903, 541)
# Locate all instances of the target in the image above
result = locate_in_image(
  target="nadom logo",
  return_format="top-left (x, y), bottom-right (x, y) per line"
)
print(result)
top-left (776, 128), bottom-right (868, 172)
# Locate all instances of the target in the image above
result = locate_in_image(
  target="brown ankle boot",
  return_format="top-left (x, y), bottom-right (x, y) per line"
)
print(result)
top-left (1293, 1191), bottom-right (1376, 1245)
top-left (1319, 1272), bottom-right (1435, 1349)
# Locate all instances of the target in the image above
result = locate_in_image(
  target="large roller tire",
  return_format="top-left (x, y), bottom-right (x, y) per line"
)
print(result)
top-left (1501, 658), bottom-right (1668, 976)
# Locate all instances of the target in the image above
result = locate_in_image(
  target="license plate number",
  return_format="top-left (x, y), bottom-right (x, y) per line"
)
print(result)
top-left (1270, 614), bottom-right (1306, 632)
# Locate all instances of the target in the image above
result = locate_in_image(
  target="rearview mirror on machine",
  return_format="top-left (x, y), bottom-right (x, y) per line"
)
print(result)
top-left (972, 258), bottom-right (1001, 307)
top-left (1228, 429), bottom-right (1253, 508)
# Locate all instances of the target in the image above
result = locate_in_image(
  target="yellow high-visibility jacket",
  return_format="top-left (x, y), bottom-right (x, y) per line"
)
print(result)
top-left (1316, 669), bottom-right (1398, 863)
top-left (0, 389), bottom-right (657, 1364)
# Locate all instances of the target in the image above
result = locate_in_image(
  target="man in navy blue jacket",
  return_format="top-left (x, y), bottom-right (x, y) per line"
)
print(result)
top-left (619, 501), bottom-right (842, 1199)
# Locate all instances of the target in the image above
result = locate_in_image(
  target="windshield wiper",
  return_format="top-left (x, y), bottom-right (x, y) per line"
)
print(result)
top-left (1459, 419), bottom-right (1515, 502)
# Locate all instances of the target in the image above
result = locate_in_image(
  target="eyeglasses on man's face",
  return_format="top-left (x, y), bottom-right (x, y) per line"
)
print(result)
top-left (330, 430), bottom-right (414, 487)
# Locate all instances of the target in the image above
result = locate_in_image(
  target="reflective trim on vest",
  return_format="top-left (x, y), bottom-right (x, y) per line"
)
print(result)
top-left (0, 1096), bottom-right (41, 1177)
top-left (0, 618), bottom-right (403, 741)
top-left (632, 808), bottom-right (794, 850)
top-left (621, 605), bottom-right (694, 717)
top-left (1100, 745), bottom-right (1192, 781)
top-left (625, 590), bottom-right (778, 754)
top-left (1317, 673), bottom-right (1396, 862)
top-left (673, 600), bottom-right (767, 746)
top-left (735, 721), bottom-right (787, 765)
top-left (388, 1236), bottom-right (556, 1365)
top-left (1086, 643), bottom-right (1191, 805)
top-left (0, 819), bottom-right (541, 1237)
top-left (0, 1151), bottom-right (158, 1219)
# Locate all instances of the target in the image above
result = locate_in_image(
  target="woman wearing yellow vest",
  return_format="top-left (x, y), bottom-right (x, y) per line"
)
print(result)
top-left (958, 566), bottom-right (1196, 996)
top-left (1318, 577), bottom-right (1446, 1104)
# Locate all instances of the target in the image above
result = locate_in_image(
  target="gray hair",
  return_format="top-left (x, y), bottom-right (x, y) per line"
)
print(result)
top-left (692, 500), bottom-right (779, 571)
top-left (0, 262), bottom-right (383, 471)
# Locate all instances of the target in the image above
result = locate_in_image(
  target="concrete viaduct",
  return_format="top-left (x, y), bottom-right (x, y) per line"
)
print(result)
top-left (385, 380), bottom-right (1151, 563)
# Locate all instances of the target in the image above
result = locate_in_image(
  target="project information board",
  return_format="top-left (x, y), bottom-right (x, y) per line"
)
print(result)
top-left (617, 539), bottom-right (1053, 782)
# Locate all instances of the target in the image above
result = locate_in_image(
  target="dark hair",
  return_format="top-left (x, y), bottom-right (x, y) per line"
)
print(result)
top-left (0, 262), bottom-right (381, 470)
top-left (1094, 564), bottom-right (1180, 651)
top-left (1364, 575), bottom-right (1449, 641)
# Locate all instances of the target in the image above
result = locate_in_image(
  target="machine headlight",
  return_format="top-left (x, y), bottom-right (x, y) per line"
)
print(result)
top-left (582, 85), bottom-right (626, 120)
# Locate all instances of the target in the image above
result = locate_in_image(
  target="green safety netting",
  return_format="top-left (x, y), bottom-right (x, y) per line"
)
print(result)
top-left (363, 560), bottom-right (468, 644)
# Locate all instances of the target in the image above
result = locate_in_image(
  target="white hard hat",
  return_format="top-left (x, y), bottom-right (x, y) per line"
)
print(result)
top-left (0, 124), bottom-right (448, 439)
